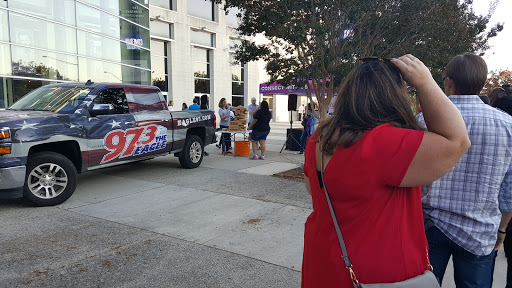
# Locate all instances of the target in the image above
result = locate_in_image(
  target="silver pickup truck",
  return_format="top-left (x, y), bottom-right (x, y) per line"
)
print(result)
top-left (0, 82), bottom-right (216, 206)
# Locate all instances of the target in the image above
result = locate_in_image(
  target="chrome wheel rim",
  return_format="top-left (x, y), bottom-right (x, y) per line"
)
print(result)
top-left (190, 141), bottom-right (202, 163)
top-left (28, 163), bottom-right (68, 199)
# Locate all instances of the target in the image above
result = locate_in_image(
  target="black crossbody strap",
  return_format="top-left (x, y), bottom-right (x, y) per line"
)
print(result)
top-left (321, 152), bottom-right (352, 268)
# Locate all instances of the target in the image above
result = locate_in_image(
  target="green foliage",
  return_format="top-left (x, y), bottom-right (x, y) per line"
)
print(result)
top-left (214, 0), bottom-right (502, 117)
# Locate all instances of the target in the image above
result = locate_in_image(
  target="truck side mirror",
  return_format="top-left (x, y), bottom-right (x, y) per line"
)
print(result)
top-left (89, 104), bottom-right (114, 117)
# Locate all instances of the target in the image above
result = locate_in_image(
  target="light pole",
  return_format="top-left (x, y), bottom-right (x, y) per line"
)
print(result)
top-left (104, 71), bottom-right (122, 82)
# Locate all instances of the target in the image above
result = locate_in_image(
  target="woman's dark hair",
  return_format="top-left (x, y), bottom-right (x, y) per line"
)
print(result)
top-left (490, 87), bottom-right (512, 115)
top-left (200, 94), bottom-right (208, 109)
top-left (260, 100), bottom-right (271, 117)
top-left (489, 87), bottom-right (508, 106)
top-left (307, 102), bottom-right (315, 112)
top-left (182, 103), bottom-right (188, 109)
top-left (318, 60), bottom-right (425, 155)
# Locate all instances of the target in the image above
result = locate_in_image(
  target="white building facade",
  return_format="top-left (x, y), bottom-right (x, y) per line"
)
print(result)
top-left (149, 0), bottom-right (261, 115)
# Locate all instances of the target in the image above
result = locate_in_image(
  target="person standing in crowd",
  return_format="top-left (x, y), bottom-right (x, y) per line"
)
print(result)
top-left (200, 94), bottom-right (209, 110)
top-left (188, 97), bottom-right (200, 110)
top-left (168, 100), bottom-right (174, 111)
top-left (489, 86), bottom-right (512, 114)
top-left (298, 104), bottom-right (305, 121)
top-left (489, 86), bottom-right (512, 287)
top-left (417, 53), bottom-right (512, 287)
top-left (248, 100), bottom-right (271, 160)
top-left (199, 94), bottom-right (210, 156)
top-left (310, 103), bottom-right (319, 133)
top-left (302, 54), bottom-right (470, 287)
top-left (248, 97), bottom-right (259, 125)
top-left (182, 103), bottom-right (188, 111)
top-left (297, 103), bottom-right (317, 155)
top-left (248, 97), bottom-right (259, 141)
top-left (217, 98), bottom-right (232, 153)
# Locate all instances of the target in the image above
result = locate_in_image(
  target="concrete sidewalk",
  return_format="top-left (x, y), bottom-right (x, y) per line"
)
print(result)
top-left (0, 122), bottom-right (507, 287)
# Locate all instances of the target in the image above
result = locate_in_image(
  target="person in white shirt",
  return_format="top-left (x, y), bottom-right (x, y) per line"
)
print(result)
top-left (167, 100), bottom-right (174, 111)
top-left (298, 104), bottom-right (305, 121)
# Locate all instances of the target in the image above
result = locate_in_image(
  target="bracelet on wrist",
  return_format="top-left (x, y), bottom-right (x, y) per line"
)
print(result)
top-left (498, 229), bottom-right (507, 234)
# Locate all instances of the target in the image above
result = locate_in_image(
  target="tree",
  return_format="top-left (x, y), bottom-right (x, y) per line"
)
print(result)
top-left (214, 0), bottom-right (503, 119)
top-left (483, 70), bottom-right (512, 95)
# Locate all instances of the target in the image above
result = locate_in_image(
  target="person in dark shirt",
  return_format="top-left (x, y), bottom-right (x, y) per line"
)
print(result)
top-left (490, 85), bottom-right (512, 287)
top-left (200, 94), bottom-right (209, 110)
top-left (248, 100), bottom-right (271, 160)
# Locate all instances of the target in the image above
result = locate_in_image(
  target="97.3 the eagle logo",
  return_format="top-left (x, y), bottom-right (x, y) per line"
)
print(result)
top-left (101, 125), bottom-right (167, 163)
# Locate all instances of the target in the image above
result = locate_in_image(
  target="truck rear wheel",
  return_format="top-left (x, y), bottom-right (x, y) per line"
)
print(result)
top-left (23, 152), bottom-right (78, 206)
top-left (179, 135), bottom-right (204, 169)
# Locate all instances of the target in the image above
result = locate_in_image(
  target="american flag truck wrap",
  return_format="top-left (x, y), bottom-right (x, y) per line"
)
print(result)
top-left (0, 82), bottom-right (216, 206)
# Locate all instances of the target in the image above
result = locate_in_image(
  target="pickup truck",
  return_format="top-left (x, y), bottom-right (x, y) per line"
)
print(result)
top-left (0, 82), bottom-right (216, 206)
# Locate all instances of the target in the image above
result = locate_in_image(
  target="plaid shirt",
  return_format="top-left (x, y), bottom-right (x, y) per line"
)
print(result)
top-left (417, 95), bottom-right (512, 256)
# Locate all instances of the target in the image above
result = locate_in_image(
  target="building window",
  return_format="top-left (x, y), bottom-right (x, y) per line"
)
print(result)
top-left (8, 0), bottom-right (76, 25)
top-left (76, 3), bottom-right (149, 49)
top-left (9, 13), bottom-right (77, 54)
top-left (187, 0), bottom-right (215, 21)
top-left (151, 40), bottom-right (169, 92)
top-left (150, 0), bottom-right (174, 10)
top-left (0, 77), bottom-right (59, 109)
top-left (193, 47), bottom-right (210, 94)
top-left (120, 0), bottom-right (150, 27)
top-left (150, 21), bottom-right (173, 40)
top-left (190, 29), bottom-right (214, 47)
top-left (0, 10), bottom-right (10, 42)
top-left (231, 53), bottom-right (244, 107)
top-left (0, 44), bottom-right (10, 76)
top-left (11, 46), bottom-right (79, 81)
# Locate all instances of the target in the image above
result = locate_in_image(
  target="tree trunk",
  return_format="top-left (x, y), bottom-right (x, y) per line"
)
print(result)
top-left (306, 77), bottom-right (334, 121)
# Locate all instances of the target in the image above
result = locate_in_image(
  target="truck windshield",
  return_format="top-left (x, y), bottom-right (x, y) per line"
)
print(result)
top-left (9, 86), bottom-right (91, 114)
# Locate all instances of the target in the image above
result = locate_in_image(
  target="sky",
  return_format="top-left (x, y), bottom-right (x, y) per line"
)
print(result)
top-left (472, 0), bottom-right (511, 72)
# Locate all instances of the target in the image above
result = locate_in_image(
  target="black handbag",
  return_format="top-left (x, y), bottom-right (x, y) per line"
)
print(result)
top-left (320, 152), bottom-right (440, 288)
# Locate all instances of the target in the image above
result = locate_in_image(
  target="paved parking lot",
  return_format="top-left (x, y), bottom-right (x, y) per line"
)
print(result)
top-left (0, 123), bottom-right (507, 287)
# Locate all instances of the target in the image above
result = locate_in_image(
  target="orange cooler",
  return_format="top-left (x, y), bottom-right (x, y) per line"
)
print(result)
top-left (235, 141), bottom-right (250, 156)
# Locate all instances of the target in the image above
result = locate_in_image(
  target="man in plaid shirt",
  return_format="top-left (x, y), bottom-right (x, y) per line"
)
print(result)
top-left (417, 53), bottom-right (512, 287)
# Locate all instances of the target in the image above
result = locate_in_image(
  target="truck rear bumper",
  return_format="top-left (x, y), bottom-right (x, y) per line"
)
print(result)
top-left (0, 165), bottom-right (26, 191)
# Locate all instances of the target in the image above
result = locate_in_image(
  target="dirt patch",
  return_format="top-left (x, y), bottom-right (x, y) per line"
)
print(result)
top-left (272, 167), bottom-right (304, 182)
top-left (101, 260), bottom-right (112, 267)
top-left (246, 218), bottom-right (261, 224)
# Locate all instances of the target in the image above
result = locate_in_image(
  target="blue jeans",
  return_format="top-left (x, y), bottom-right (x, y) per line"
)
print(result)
top-left (425, 224), bottom-right (497, 288)
top-left (299, 128), bottom-right (310, 153)
top-left (219, 125), bottom-right (231, 151)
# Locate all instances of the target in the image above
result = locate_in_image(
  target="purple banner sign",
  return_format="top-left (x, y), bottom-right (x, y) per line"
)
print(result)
top-left (259, 82), bottom-right (307, 95)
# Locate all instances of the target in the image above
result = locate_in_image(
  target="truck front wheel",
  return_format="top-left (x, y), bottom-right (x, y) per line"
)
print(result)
top-left (179, 135), bottom-right (204, 169)
top-left (23, 152), bottom-right (78, 206)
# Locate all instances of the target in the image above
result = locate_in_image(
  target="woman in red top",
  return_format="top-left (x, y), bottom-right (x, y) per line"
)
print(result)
top-left (301, 55), bottom-right (471, 287)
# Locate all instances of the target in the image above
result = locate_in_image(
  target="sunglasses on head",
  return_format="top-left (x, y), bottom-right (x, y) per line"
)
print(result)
top-left (359, 56), bottom-right (402, 80)
top-left (359, 56), bottom-right (393, 64)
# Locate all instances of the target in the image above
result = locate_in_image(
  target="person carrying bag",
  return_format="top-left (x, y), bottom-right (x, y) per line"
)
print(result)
top-left (301, 55), bottom-right (470, 287)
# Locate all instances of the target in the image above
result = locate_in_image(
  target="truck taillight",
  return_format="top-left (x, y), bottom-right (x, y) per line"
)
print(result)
top-left (214, 114), bottom-right (216, 128)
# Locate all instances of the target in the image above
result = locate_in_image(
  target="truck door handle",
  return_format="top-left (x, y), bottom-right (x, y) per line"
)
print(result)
top-left (125, 121), bottom-right (136, 125)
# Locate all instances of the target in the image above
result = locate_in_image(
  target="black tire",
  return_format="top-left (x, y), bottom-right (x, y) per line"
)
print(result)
top-left (179, 135), bottom-right (204, 169)
top-left (23, 152), bottom-right (78, 207)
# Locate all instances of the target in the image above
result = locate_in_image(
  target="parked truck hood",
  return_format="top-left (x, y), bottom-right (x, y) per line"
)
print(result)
top-left (0, 109), bottom-right (58, 123)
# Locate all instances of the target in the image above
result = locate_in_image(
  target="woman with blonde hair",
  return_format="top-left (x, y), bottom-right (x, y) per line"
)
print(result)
top-left (301, 55), bottom-right (470, 287)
